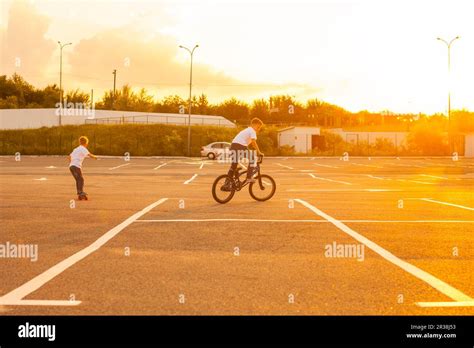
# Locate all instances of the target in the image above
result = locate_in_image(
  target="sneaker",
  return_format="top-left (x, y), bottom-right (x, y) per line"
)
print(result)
top-left (245, 177), bottom-right (256, 184)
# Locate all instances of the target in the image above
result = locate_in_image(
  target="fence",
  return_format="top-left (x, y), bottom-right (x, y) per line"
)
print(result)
top-left (84, 114), bottom-right (235, 127)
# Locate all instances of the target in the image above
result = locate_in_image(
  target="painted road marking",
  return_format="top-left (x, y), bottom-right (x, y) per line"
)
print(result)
top-left (0, 300), bottom-right (81, 306)
top-left (416, 301), bottom-right (474, 307)
top-left (419, 174), bottom-right (462, 181)
top-left (45, 166), bottom-right (57, 169)
top-left (366, 174), bottom-right (390, 181)
top-left (287, 189), bottom-right (401, 192)
top-left (184, 174), bottom-right (198, 184)
top-left (109, 163), bottom-right (131, 170)
top-left (199, 162), bottom-right (204, 169)
top-left (276, 163), bottom-right (294, 170)
top-left (397, 179), bottom-right (434, 185)
top-left (153, 163), bottom-right (168, 170)
top-left (420, 198), bottom-right (474, 211)
top-left (0, 198), bottom-right (169, 306)
top-left (34, 177), bottom-right (48, 181)
top-left (313, 163), bottom-right (338, 168)
top-left (365, 189), bottom-right (394, 192)
top-left (351, 163), bottom-right (383, 168)
top-left (309, 173), bottom-right (352, 185)
top-left (389, 163), bottom-right (424, 168)
top-left (136, 219), bottom-right (474, 223)
top-left (420, 174), bottom-right (449, 180)
top-left (138, 219), bottom-right (324, 222)
top-left (295, 198), bottom-right (473, 303)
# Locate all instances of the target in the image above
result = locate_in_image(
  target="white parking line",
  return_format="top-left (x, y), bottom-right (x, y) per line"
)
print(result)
top-left (416, 301), bottom-right (474, 307)
top-left (351, 163), bottom-right (383, 168)
top-left (364, 189), bottom-right (394, 192)
top-left (276, 163), bottom-right (294, 170)
top-left (313, 163), bottom-right (338, 168)
top-left (0, 198), bottom-right (169, 306)
top-left (287, 189), bottom-right (401, 192)
top-left (420, 198), bottom-right (474, 211)
top-left (397, 179), bottom-right (434, 185)
top-left (199, 162), bottom-right (204, 170)
top-left (184, 174), bottom-right (198, 184)
top-left (136, 219), bottom-right (473, 223)
top-left (153, 163), bottom-right (168, 170)
top-left (366, 174), bottom-right (390, 181)
top-left (109, 163), bottom-right (131, 170)
top-left (309, 173), bottom-right (352, 185)
top-left (137, 219), bottom-right (324, 222)
top-left (389, 163), bottom-right (424, 168)
top-left (0, 300), bottom-right (81, 306)
top-left (419, 174), bottom-right (448, 180)
top-left (295, 198), bottom-right (473, 303)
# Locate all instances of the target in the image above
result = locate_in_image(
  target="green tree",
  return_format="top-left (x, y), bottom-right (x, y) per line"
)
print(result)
top-left (214, 98), bottom-right (249, 124)
top-left (250, 98), bottom-right (270, 122)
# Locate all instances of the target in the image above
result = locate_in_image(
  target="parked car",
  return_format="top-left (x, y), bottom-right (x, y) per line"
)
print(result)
top-left (201, 142), bottom-right (231, 160)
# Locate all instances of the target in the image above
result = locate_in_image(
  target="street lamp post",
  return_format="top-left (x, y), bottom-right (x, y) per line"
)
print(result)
top-left (179, 44), bottom-right (199, 156)
top-left (112, 69), bottom-right (117, 110)
top-left (437, 36), bottom-right (460, 151)
top-left (58, 41), bottom-right (72, 126)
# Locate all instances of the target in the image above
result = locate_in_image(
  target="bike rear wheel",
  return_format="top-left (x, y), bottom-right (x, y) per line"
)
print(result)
top-left (249, 174), bottom-right (276, 201)
top-left (212, 174), bottom-right (236, 204)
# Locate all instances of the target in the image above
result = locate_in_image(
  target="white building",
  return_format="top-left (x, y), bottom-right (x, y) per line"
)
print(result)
top-left (277, 127), bottom-right (411, 154)
top-left (0, 108), bottom-right (235, 129)
top-left (465, 134), bottom-right (474, 158)
top-left (327, 128), bottom-right (408, 147)
top-left (277, 127), bottom-right (321, 154)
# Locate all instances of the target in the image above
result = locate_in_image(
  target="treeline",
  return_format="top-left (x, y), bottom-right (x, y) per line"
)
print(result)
top-left (1, 74), bottom-right (473, 132)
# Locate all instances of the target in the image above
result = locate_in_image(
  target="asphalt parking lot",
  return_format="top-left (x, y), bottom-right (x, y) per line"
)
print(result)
top-left (0, 155), bottom-right (473, 315)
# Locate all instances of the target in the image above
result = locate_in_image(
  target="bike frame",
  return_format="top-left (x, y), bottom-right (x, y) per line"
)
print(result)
top-left (231, 157), bottom-right (264, 191)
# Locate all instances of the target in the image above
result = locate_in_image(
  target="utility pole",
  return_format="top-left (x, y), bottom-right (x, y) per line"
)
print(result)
top-left (112, 69), bottom-right (117, 110)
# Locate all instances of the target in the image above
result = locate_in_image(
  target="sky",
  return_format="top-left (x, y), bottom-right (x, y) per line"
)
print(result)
top-left (1, 0), bottom-right (473, 114)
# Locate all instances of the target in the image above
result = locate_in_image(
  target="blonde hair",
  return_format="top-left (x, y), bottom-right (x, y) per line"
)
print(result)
top-left (79, 136), bottom-right (89, 145)
top-left (251, 117), bottom-right (263, 126)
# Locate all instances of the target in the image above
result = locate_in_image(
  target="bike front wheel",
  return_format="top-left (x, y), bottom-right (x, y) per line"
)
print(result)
top-left (212, 174), bottom-right (236, 204)
top-left (249, 174), bottom-right (276, 201)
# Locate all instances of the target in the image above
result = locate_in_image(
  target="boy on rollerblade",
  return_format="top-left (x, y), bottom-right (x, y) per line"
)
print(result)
top-left (68, 136), bottom-right (97, 200)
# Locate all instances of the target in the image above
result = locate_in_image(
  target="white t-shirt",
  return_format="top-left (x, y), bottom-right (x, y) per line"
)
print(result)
top-left (69, 145), bottom-right (90, 168)
top-left (232, 127), bottom-right (257, 146)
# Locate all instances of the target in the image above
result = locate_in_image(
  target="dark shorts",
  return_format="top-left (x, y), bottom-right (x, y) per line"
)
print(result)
top-left (227, 143), bottom-right (257, 178)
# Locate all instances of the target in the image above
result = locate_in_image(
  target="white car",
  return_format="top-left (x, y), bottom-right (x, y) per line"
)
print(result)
top-left (201, 142), bottom-right (231, 160)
